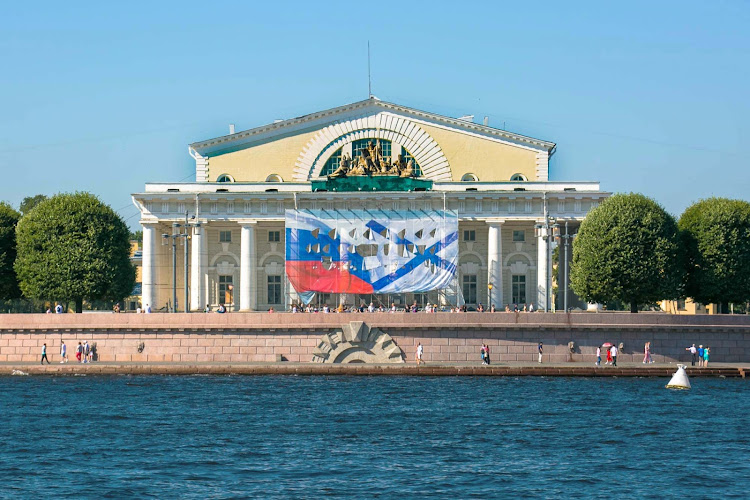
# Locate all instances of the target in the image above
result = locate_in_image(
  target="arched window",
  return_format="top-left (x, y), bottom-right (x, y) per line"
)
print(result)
top-left (510, 173), bottom-right (528, 181)
top-left (461, 173), bottom-right (479, 182)
top-left (265, 174), bottom-right (283, 182)
top-left (216, 174), bottom-right (234, 183)
top-left (319, 139), bottom-right (422, 177)
top-left (322, 149), bottom-right (342, 177)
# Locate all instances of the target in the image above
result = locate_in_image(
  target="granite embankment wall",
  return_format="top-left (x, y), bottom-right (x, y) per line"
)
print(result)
top-left (1, 312), bottom-right (749, 364)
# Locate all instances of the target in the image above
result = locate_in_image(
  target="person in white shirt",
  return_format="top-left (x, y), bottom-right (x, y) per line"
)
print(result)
top-left (686, 344), bottom-right (697, 366)
top-left (610, 345), bottom-right (618, 367)
top-left (60, 341), bottom-right (68, 363)
top-left (416, 343), bottom-right (424, 365)
top-left (145, 304), bottom-right (152, 314)
top-left (596, 346), bottom-right (601, 366)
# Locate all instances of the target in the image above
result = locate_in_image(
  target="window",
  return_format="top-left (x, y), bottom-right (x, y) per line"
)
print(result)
top-left (322, 149), bottom-right (342, 177)
top-left (463, 230), bottom-right (476, 241)
top-left (268, 231), bottom-right (280, 242)
top-left (400, 148), bottom-right (421, 176)
top-left (216, 174), bottom-right (234, 183)
top-left (513, 230), bottom-right (525, 242)
top-left (512, 275), bottom-right (526, 304)
top-left (265, 174), bottom-right (283, 182)
top-left (352, 139), bottom-right (391, 161)
top-left (413, 293), bottom-right (428, 307)
top-left (219, 230), bottom-right (232, 243)
top-left (462, 275), bottom-right (477, 304)
top-left (219, 275), bottom-right (233, 304)
top-left (267, 275), bottom-right (282, 304)
top-left (461, 173), bottom-right (479, 182)
top-left (510, 173), bottom-right (528, 181)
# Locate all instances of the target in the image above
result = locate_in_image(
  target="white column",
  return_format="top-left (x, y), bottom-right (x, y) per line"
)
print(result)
top-left (240, 223), bottom-right (257, 311)
top-left (487, 220), bottom-right (503, 310)
top-left (537, 230), bottom-right (548, 311)
top-left (190, 225), bottom-right (206, 311)
top-left (141, 223), bottom-right (157, 311)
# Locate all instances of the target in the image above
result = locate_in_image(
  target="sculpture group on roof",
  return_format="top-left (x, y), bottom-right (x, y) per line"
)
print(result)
top-left (328, 140), bottom-right (416, 180)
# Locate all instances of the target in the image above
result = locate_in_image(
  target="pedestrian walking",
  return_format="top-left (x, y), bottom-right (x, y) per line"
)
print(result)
top-left (643, 342), bottom-right (653, 364)
top-left (416, 343), bottom-right (424, 365)
top-left (596, 346), bottom-right (601, 367)
top-left (538, 342), bottom-right (543, 363)
top-left (483, 344), bottom-right (491, 365)
top-left (40, 343), bottom-right (50, 364)
top-left (76, 342), bottom-right (83, 363)
top-left (60, 341), bottom-right (68, 363)
top-left (686, 344), bottom-right (697, 366)
top-left (480, 344), bottom-right (486, 365)
top-left (703, 346), bottom-right (710, 367)
top-left (610, 344), bottom-right (618, 367)
top-left (606, 346), bottom-right (612, 365)
top-left (84, 341), bottom-right (90, 363)
top-left (697, 345), bottom-right (705, 367)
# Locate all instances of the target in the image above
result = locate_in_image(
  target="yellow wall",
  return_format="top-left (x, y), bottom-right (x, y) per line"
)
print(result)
top-left (206, 129), bottom-right (319, 182)
top-left (418, 123), bottom-right (539, 182)
top-left (205, 120), bottom-right (540, 182)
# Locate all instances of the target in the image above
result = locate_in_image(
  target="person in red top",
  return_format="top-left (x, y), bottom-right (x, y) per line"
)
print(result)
top-left (606, 346), bottom-right (613, 365)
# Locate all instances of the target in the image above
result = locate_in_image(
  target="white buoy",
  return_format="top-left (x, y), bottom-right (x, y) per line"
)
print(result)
top-left (666, 364), bottom-right (691, 390)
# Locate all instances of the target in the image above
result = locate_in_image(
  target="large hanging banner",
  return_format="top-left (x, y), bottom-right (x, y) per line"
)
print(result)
top-left (286, 209), bottom-right (458, 294)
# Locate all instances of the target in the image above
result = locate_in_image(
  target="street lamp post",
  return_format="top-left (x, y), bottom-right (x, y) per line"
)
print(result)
top-left (535, 216), bottom-right (558, 313)
top-left (162, 212), bottom-right (200, 313)
top-left (488, 283), bottom-right (493, 312)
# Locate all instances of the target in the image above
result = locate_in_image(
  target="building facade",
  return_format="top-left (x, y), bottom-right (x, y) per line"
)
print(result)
top-left (133, 98), bottom-right (609, 312)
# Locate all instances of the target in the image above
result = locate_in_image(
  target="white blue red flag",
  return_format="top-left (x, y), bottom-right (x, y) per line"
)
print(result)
top-left (285, 209), bottom-right (458, 294)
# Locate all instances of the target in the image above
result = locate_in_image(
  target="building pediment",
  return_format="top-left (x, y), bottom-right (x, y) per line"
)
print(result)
top-left (190, 98), bottom-right (555, 157)
top-left (188, 98), bottom-right (556, 184)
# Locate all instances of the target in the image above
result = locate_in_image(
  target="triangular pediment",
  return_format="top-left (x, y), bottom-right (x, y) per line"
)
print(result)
top-left (189, 98), bottom-right (555, 157)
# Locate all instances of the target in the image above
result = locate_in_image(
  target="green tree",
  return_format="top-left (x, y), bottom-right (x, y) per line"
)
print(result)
top-left (679, 197), bottom-right (750, 306)
top-left (15, 192), bottom-right (135, 313)
top-left (570, 193), bottom-right (684, 313)
top-left (0, 202), bottom-right (21, 299)
top-left (19, 194), bottom-right (48, 215)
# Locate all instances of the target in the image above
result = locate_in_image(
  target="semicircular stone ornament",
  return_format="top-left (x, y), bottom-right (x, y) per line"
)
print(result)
top-left (311, 321), bottom-right (404, 364)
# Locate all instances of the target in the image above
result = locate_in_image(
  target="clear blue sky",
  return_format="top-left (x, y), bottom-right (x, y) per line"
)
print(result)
top-left (1, 0), bottom-right (747, 228)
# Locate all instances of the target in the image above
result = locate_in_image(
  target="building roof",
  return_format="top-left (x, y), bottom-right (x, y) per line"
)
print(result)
top-left (189, 97), bottom-right (556, 158)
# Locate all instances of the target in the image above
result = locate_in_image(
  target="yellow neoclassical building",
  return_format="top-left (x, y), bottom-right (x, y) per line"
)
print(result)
top-left (133, 98), bottom-right (608, 312)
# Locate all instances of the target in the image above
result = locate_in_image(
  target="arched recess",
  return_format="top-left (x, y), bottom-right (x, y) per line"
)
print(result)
top-left (503, 251), bottom-right (534, 267)
top-left (293, 113), bottom-right (451, 181)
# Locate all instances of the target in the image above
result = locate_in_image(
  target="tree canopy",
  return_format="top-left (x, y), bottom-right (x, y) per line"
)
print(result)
top-left (14, 192), bottom-right (135, 313)
top-left (19, 194), bottom-right (48, 216)
top-left (679, 197), bottom-right (750, 306)
top-left (570, 193), bottom-right (684, 313)
top-left (0, 202), bottom-right (21, 300)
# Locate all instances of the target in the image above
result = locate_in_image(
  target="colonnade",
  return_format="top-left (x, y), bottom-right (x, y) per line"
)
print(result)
top-left (140, 219), bottom-right (557, 312)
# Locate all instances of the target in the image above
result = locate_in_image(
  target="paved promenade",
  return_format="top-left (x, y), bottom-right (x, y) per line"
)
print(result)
top-left (3, 361), bottom-right (747, 378)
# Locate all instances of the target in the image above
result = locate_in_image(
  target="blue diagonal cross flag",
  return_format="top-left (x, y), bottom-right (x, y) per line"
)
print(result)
top-left (285, 209), bottom-right (458, 294)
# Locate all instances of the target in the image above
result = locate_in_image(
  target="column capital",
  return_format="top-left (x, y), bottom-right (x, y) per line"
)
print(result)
top-left (485, 219), bottom-right (505, 226)
top-left (238, 220), bottom-right (258, 228)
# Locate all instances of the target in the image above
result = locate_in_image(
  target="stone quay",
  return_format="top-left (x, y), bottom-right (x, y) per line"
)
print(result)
top-left (1, 313), bottom-right (749, 372)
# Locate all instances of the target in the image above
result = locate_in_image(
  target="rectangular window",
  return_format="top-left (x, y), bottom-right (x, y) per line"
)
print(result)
top-left (413, 293), bottom-right (428, 307)
top-left (218, 275), bottom-right (233, 304)
top-left (463, 230), bottom-right (476, 242)
top-left (219, 230), bottom-right (232, 243)
top-left (267, 275), bottom-right (282, 304)
top-left (512, 275), bottom-right (526, 305)
top-left (268, 230), bottom-right (281, 242)
top-left (513, 230), bottom-right (525, 242)
top-left (462, 275), bottom-right (477, 304)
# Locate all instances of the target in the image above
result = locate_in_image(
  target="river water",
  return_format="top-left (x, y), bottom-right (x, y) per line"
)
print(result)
top-left (1, 375), bottom-right (748, 498)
